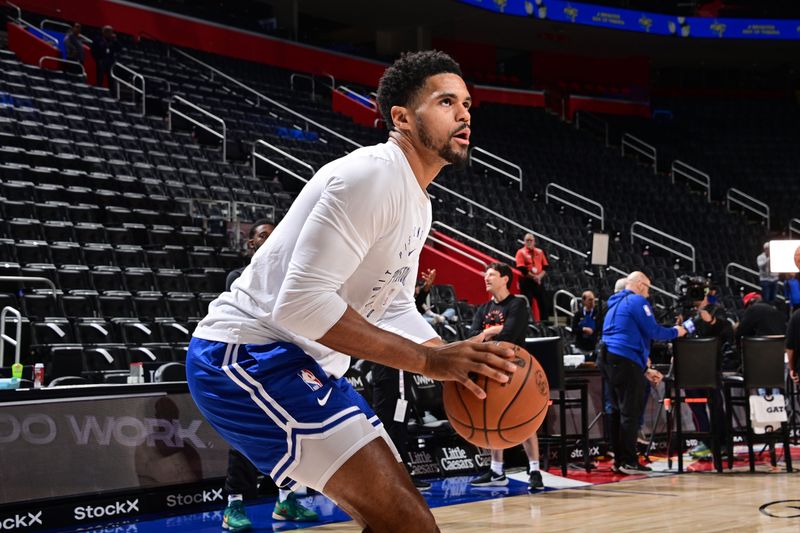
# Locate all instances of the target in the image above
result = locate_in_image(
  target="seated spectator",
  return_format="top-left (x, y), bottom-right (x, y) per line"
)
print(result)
top-left (571, 290), bottom-right (601, 354)
top-left (414, 268), bottom-right (457, 327)
top-left (735, 292), bottom-right (786, 340)
top-left (736, 292), bottom-right (786, 396)
top-left (514, 233), bottom-right (549, 322)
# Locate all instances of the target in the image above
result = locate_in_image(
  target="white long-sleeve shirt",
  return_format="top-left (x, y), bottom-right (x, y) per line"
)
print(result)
top-left (193, 142), bottom-right (438, 378)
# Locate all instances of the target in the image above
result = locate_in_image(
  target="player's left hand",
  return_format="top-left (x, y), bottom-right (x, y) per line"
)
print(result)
top-left (424, 340), bottom-right (517, 399)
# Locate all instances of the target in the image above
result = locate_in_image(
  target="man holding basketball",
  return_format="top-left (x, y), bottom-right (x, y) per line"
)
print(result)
top-left (468, 263), bottom-right (545, 491)
top-left (601, 271), bottom-right (686, 475)
top-left (186, 51), bottom-right (517, 532)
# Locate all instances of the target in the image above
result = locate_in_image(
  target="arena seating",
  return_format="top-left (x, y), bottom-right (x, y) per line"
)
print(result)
top-left (0, 19), bottom-right (775, 386)
top-left (0, 44), bottom-right (284, 380)
top-left (597, 101), bottom-right (799, 229)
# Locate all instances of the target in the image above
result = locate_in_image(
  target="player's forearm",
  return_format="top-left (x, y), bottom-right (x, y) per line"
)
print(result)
top-left (317, 306), bottom-right (431, 373)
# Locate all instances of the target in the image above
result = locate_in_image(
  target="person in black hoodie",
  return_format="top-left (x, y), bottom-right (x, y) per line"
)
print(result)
top-left (735, 291), bottom-right (786, 341)
top-left (91, 26), bottom-right (121, 91)
top-left (468, 262), bottom-right (545, 491)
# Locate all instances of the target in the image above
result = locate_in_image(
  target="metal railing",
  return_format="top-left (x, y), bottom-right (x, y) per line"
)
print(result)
top-left (290, 73), bottom-right (317, 98)
top-left (111, 62), bottom-right (145, 116)
top-left (168, 95), bottom-right (226, 161)
top-left (725, 262), bottom-right (785, 301)
top-left (431, 221), bottom-right (516, 263)
top-left (6, 1), bottom-right (21, 19)
top-left (426, 235), bottom-right (487, 270)
top-left (0, 275), bottom-right (57, 296)
top-left (7, 5), bottom-right (59, 48)
top-left (252, 139), bottom-right (315, 183)
top-left (0, 306), bottom-right (21, 368)
top-left (790, 218), bottom-right (800, 238)
top-left (289, 73), bottom-right (336, 100)
top-left (337, 85), bottom-right (377, 110)
top-left (630, 221), bottom-right (696, 273)
top-left (232, 201), bottom-right (276, 224)
top-left (545, 182), bottom-right (605, 230)
top-left (552, 289), bottom-right (578, 324)
top-left (726, 188), bottom-right (770, 229)
top-left (40, 19), bottom-right (93, 43)
top-left (172, 48), bottom-right (362, 150)
top-left (429, 181), bottom-right (588, 260)
top-left (188, 199), bottom-right (232, 222)
top-left (574, 111), bottom-right (609, 147)
top-left (38, 56), bottom-right (86, 79)
top-left (672, 160), bottom-right (710, 202)
top-left (621, 133), bottom-right (657, 173)
top-left (606, 266), bottom-right (679, 301)
top-left (470, 146), bottom-right (523, 192)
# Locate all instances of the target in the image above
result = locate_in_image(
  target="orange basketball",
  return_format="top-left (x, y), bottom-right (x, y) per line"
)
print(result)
top-left (443, 342), bottom-right (549, 449)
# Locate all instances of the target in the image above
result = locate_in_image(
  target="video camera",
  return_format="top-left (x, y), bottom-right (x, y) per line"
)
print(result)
top-left (673, 274), bottom-right (712, 335)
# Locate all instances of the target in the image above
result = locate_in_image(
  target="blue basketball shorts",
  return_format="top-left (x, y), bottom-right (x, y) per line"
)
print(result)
top-left (186, 337), bottom-right (399, 491)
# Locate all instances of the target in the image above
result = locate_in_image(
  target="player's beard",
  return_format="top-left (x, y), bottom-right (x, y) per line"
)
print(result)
top-left (417, 117), bottom-right (468, 168)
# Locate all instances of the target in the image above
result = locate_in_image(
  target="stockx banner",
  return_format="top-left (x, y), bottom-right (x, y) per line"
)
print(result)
top-left (0, 392), bottom-right (229, 507)
top-left (459, 0), bottom-right (800, 40)
top-left (0, 480), bottom-right (228, 532)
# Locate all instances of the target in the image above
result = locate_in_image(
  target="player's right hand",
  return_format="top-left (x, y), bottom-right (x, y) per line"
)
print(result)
top-left (423, 341), bottom-right (517, 399)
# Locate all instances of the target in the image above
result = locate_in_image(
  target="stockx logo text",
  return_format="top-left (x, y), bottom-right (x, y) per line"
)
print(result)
top-left (74, 500), bottom-right (139, 520)
top-left (0, 512), bottom-right (43, 530)
top-left (166, 489), bottom-right (223, 507)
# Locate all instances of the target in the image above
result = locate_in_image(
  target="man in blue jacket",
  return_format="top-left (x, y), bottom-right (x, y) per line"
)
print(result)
top-left (602, 272), bottom-right (686, 474)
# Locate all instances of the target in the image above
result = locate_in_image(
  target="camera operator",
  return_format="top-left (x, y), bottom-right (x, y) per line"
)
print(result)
top-left (601, 272), bottom-right (687, 474)
top-left (683, 304), bottom-right (734, 460)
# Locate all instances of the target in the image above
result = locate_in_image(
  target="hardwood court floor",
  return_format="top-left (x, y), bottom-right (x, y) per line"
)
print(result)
top-left (309, 472), bottom-right (800, 532)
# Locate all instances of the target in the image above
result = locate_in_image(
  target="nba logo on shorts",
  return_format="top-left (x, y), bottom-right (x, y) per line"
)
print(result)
top-left (298, 369), bottom-right (323, 391)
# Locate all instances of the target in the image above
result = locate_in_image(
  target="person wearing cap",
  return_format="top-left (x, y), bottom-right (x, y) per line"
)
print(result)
top-left (735, 292), bottom-right (785, 342)
top-left (757, 243), bottom-right (779, 303)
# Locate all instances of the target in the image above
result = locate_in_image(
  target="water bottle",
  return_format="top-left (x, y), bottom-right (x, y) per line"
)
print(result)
top-left (33, 363), bottom-right (44, 389)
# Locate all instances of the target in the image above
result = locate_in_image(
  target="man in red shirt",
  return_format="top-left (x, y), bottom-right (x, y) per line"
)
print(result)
top-left (515, 233), bottom-right (548, 321)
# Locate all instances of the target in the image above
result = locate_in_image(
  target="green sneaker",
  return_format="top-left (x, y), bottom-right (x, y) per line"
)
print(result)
top-left (689, 443), bottom-right (711, 460)
top-left (272, 493), bottom-right (319, 522)
top-left (222, 500), bottom-right (253, 532)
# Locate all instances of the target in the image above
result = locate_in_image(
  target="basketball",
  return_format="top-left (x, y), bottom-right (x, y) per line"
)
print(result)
top-left (442, 342), bottom-right (549, 449)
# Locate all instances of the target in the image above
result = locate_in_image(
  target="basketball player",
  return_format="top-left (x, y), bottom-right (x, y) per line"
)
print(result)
top-left (186, 51), bottom-right (517, 532)
top-left (468, 263), bottom-right (545, 491)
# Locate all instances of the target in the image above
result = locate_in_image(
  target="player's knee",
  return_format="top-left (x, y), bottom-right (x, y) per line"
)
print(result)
top-left (390, 491), bottom-right (437, 532)
top-left (361, 489), bottom-right (436, 533)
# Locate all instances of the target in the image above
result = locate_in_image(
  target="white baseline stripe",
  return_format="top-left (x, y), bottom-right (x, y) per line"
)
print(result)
top-left (222, 343), bottom-right (287, 430)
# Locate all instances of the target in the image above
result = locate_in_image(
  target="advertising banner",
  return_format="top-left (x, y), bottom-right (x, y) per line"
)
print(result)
top-left (0, 393), bottom-right (229, 506)
top-left (459, 0), bottom-right (800, 40)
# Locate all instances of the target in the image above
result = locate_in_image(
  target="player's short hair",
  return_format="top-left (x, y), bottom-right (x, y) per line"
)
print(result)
top-left (248, 218), bottom-right (273, 238)
top-left (376, 50), bottom-right (463, 129)
top-left (487, 262), bottom-right (513, 290)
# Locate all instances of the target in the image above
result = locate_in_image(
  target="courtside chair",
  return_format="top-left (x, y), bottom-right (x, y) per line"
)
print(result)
top-left (666, 337), bottom-right (723, 473)
top-left (724, 336), bottom-right (793, 473)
